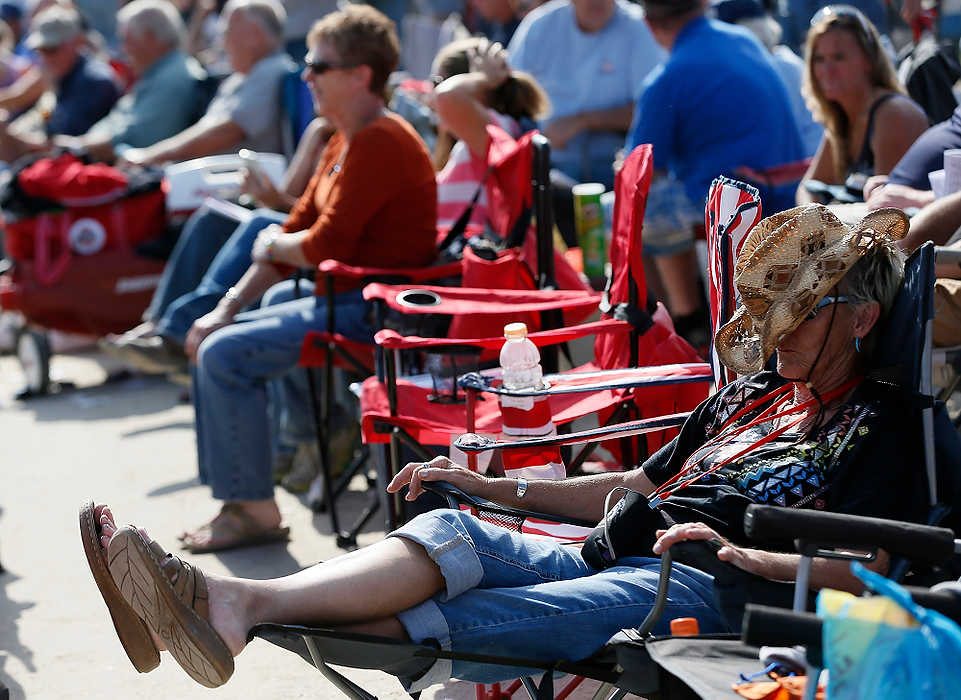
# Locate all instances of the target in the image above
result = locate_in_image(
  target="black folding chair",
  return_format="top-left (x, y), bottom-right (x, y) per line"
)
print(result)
top-left (245, 234), bottom-right (961, 698)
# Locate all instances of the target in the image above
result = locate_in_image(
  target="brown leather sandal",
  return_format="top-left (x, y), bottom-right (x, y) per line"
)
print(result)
top-left (107, 526), bottom-right (234, 688)
top-left (179, 503), bottom-right (290, 554)
top-left (78, 501), bottom-right (160, 673)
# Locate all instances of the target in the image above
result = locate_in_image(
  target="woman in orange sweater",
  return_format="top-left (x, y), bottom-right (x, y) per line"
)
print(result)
top-left (179, 6), bottom-right (437, 552)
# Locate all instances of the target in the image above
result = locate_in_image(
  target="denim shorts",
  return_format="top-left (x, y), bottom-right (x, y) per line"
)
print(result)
top-left (642, 177), bottom-right (702, 257)
top-left (389, 510), bottom-right (726, 690)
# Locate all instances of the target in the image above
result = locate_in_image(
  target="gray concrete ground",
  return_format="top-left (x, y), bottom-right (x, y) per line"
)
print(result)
top-left (0, 346), bottom-right (610, 700)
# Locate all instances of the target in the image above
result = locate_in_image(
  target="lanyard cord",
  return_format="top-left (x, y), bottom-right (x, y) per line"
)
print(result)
top-left (647, 375), bottom-right (862, 507)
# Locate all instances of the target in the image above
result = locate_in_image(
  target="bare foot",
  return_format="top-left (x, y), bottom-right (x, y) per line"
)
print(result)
top-left (180, 501), bottom-right (285, 552)
top-left (203, 574), bottom-right (252, 657)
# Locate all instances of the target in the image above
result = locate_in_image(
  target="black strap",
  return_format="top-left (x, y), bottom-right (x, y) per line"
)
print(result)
top-left (436, 164), bottom-right (498, 253)
top-left (602, 302), bottom-right (655, 334)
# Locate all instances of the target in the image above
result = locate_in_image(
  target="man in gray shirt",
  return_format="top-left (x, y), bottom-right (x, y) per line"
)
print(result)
top-left (61, 0), bottom-right (208, 161)
top-left (121, 0), bottom-right (294, 166)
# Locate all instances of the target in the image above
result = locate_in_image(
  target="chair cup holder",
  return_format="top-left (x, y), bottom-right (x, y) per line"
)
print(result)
top-left (396, 289), bottom-right (442, 308)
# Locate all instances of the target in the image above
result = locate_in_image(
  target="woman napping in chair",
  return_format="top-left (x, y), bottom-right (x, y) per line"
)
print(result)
top-left (82, 204), bottom-right (961, 689)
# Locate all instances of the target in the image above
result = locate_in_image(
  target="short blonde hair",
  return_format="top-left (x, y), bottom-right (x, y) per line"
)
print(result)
top-left (307, 5), bottom-right (399, 98)
top-left (802, 8), bottom-right (905, 181)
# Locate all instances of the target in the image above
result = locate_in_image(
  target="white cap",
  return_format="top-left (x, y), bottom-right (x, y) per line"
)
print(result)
top-left (503, 322), bottom-right (528, 340)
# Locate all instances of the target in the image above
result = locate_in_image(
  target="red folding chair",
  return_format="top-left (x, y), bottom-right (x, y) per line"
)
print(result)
top-left (359, 145), bottom-right (714, 534)
top-left (297, 131), bottom-right (588, 547)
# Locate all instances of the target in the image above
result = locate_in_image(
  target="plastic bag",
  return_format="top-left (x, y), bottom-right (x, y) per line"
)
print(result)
top-left (817, 562), bottom-right (961, 699)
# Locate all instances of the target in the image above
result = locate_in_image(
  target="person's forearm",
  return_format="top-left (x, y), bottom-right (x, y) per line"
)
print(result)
top-left (281, 118), bottom-right (332, 199)
top-left (577, 103), bottom-right (634, 133)
top-left (216, 261), bottom-right (283, 315)
top-left (0, 68), bottom-right (46, 113)
top-left (901, 190), bottom-right (961, 252)
top-left (56, 132), bottom-right (115, 161)
top-left (466, 469), bottom-right (656, 523)
top-left (796, 182), bottom-right (817, 205)
top-left (143, 119), bottom-right (245, 164)
top-left (737, 548), bottom-right (888, 594)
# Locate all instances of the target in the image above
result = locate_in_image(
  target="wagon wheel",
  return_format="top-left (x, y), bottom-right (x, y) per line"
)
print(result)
top-left (14, 327), bottom-right (51, 398)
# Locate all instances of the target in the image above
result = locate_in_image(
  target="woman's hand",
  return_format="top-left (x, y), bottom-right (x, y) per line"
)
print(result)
top-left (652, 521), bottom-right (754, 573)
top-left (862, 174), bottom-right (888, 200)
top-left (469, 40), bottom-right (511, 89)
top-left (250, 224), bottom-right (284, 263)
top-left (241, 166), bottom-right (283, 209)
top-left (864, 182), bottom-right (934, 211)
top-left (185, 307), bottom-right (234, 361)
top-left (388, 455), bottom-right (489, 501)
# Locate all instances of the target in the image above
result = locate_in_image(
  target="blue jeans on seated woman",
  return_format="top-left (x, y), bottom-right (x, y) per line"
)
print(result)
top-left (154, 208), bottom-right (286, 346)
top-left (191, 278), bottom-right (372, 498)
top-left (390, 509), bottom-right (727, 690)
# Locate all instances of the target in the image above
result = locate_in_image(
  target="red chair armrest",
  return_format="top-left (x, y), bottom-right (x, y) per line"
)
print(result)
top-left (317, 259), bottom-right (462, 282)
top-left (374, 318), bottom-right (630, 351)
top-left (363, 283), bottom-right (601, 316)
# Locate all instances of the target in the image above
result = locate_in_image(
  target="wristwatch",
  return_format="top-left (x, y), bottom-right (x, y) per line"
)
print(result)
top-left (515, 477), bottom-right (528, 499)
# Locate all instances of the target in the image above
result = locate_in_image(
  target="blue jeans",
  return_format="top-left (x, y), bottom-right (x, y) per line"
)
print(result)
top-left (390, 510), bottom-right (726, 690)
top-left (143, 205), bottom-right (246, 323)
top-left (156, 208), bottom-right (286, 345)
top-left (192, 282), bottom-right (372, 498)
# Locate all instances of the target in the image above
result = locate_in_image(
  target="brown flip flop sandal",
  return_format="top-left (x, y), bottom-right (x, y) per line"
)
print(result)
top-left (78, 501), bottom-right (160, 673)
top-left (108, 526), bottom-right (234, 688)
top-left (180, 503), bottom-right (290, 554)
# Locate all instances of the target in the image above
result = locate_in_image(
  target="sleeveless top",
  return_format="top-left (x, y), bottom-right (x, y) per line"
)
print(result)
top-left (846, 92), bottom-right (899, 178)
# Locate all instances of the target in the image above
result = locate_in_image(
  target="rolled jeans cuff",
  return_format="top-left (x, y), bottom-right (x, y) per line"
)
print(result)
top-left (395, 599), bottom-right (452, 692)
top-left (388, 512), bottom-right (484, 600)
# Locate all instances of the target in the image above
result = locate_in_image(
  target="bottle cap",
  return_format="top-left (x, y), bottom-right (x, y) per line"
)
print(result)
top-left (669, 617), bottom-right (700, 636)
top-left (503, 322), bottom-right (528, 340)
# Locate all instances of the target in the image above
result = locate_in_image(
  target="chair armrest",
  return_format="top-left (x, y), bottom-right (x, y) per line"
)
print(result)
top-left (459, 363), bottom-right (713, 397)
top-left (935, 246), bottom-right (961, 266)
top-left (743, 505), bottom-right (959, 566)
top-left (742, 605), bottom-right (823, 666)
top-left (363, 283), bottom-right (601, 316)
top-left (318, 258), bottom-right (463, 282)
top-left (421, 481), bottom-right (598, 528)
top-left (453, 413), bottom-right (690, 453)
top-left (373, 318), bottom-right (631, 351)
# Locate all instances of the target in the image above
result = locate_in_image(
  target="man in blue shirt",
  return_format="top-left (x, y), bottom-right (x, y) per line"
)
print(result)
top-left (0, 5), bottom-right (120, 161)
top-left (627, 0), bottom-right (804, 349)
top-left (508, 0), bottom-right (664, 188)
top-left (0, 1), bottom-right (208, 163)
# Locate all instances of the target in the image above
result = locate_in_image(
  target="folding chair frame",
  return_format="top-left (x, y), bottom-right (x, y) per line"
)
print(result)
top-left (300, 135), bottom-right (561, 547)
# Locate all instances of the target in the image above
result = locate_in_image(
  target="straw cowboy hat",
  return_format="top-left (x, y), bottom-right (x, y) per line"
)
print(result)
top-left (715, 203), bottom-right (909, 375)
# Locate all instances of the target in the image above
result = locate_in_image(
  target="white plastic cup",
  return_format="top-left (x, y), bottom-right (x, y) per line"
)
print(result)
top-left (944, 149), bottom-right (961, 195)
top-left (930, 169), bottom-right (947, 199)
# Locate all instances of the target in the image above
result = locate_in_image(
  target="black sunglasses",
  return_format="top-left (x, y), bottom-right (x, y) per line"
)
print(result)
top-left (304, 57), bottom-right (357, 76)
top-left (804, 295), bottom-right (850, 321)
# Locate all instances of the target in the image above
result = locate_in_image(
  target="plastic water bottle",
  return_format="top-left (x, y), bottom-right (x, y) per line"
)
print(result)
top-left (497, 323), bottom-right (564, 480)
top-left (499, 322), bottom-right (543, 390)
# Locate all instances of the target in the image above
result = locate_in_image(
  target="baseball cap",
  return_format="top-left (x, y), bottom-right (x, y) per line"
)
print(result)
top-left (25, 6), bottom-right (81, 50)
top-left (640, 0), bottom-right (701, 18)
top-left (711, 0), bottom-right (766, 24)
top-left (0, 2), bottom-right (23, 23)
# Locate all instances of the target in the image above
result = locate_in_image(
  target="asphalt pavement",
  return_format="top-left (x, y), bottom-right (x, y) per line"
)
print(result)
top-left (0, 346), bottom-right (476, 700)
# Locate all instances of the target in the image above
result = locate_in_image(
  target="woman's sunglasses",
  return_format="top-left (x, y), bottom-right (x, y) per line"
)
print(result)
top-left (805, 295), bottom-right (850, 321)
top-left (810, 4), bottom-right (874, 41)
top-left (305, 58), bottom-right (357, 75)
